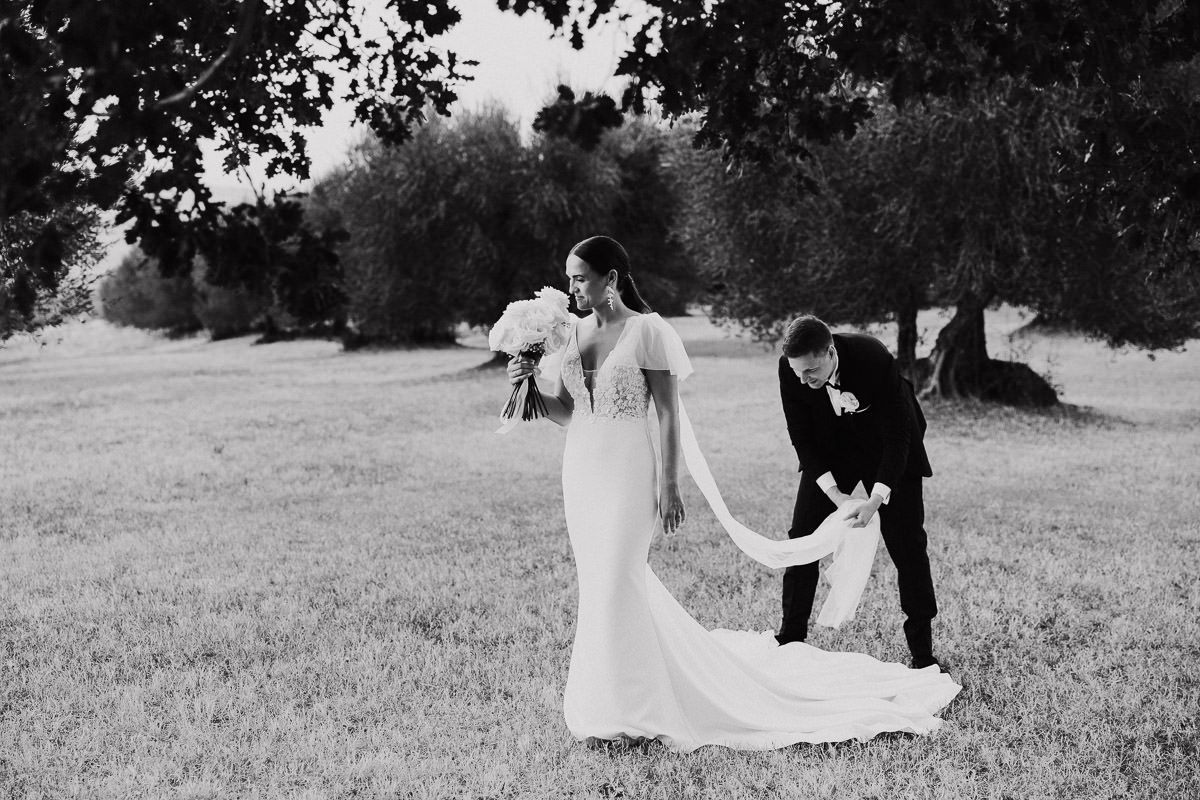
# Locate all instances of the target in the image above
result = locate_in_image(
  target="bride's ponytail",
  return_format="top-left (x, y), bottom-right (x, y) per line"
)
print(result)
top-left (619, 274), bottom-right (652, 314)
top-left (569, 235), bottom-right (654, 314)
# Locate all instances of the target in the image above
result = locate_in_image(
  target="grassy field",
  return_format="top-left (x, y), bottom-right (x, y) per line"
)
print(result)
top-left (1, 309), bottom-right (1197, 799)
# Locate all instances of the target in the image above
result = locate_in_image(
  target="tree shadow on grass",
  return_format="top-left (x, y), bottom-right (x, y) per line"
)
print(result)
top-left (924, 397), bottom-right (1135, 437)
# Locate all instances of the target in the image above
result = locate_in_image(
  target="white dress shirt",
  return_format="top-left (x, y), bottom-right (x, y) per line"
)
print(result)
top-left (814, 352), bottom-right (892, 505)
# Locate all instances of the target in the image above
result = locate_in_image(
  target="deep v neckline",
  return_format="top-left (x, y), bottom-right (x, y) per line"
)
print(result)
top-left (576, 315), bottom-right (638, 413)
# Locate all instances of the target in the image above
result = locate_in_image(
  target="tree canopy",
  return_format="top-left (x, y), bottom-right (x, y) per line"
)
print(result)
top-left (1, 0), bottom-right (473, 336)
top-left (512, 0), bottom-right (1200, 402)
top-left (515, 1), bottom-right (1200, 232)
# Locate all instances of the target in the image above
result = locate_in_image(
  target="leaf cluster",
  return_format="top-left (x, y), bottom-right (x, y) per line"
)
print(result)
top-left (533, 84), bottom-right (624, 150)
top-left (0, 201), bottom-right (102, 341)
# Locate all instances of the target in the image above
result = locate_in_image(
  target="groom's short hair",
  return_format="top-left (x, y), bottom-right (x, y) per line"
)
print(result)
top-left (781, 315), bottom-right (833, 358)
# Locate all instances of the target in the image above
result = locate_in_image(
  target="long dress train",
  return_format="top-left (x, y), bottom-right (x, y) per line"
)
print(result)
top-left (558, 313), bottom-right (959, 752)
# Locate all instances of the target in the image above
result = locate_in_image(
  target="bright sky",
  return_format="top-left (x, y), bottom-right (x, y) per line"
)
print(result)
top-left (203, 0), bottom-right (634, 200)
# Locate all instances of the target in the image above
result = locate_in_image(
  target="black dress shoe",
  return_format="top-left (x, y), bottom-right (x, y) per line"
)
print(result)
top-left (910, 655), bottom-right (950, 673)
top-left (775, 634), bottom-right (806, 646)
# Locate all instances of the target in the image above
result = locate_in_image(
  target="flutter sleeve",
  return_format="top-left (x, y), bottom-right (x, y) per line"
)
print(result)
top-left (632, 313), bottom-right (693, 381)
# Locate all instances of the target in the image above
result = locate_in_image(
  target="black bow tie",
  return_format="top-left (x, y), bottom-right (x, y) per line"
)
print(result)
top-left (825, 381), bottom-right (842, 391)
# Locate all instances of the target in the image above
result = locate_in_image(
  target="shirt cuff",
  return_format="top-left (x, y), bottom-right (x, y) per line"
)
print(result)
top-left (817, 472), bottom-right (838, 494)
top-left (871, 483), bottom-right (892, 505)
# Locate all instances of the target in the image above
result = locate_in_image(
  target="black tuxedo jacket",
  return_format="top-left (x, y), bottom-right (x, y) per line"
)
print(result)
top-left (779, 333), bottom-right (932, 491)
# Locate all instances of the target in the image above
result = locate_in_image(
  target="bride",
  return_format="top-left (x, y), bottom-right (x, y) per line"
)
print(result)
top-left (504, 235), bottom-right (960, 752)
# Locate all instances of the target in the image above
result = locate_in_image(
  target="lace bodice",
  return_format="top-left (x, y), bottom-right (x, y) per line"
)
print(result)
top-left (562, 318), bottom-right (652, 423)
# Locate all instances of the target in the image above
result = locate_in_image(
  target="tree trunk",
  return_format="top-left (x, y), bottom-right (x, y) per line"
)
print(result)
top-left (919, 292), bottom-right (1059, 406)
top-left (920, 292), bottom-right (990, 400)
top-left (895, 293), bottom-right (919, 381)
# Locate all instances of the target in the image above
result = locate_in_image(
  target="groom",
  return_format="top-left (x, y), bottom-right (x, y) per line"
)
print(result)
top-left (775, 314), bottom-right (943, 670)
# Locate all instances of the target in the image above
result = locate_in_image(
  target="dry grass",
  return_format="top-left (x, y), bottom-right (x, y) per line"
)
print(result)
top-left (1, 310), bottom-right (1197, 799)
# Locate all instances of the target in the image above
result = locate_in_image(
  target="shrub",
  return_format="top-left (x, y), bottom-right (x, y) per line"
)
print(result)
top-left (98, 249), bottom-right (273, 340)
top-left (191, 265), bottom-right (269, 341)
top-left (98, 248), bottom-right (200, 333)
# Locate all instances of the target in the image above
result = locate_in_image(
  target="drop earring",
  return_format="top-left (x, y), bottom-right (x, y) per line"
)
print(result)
top-left (606, 285), bottom-right (615, 311)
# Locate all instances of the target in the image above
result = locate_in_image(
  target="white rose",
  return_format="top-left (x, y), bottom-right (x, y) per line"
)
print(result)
top-left (535, 286), bottom-right (570, 314)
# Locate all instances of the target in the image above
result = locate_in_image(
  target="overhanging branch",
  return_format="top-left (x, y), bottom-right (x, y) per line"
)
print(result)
top-left (155, 0), bottom-right (264, 109)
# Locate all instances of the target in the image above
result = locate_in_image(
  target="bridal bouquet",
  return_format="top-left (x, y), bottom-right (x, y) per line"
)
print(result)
top-left (489, 286), bottom-right (573, 432)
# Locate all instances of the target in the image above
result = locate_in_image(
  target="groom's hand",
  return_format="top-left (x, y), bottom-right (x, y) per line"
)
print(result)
top-left (842, 496), bottom-right (883, 528)
top-left (827, 489), bottom-right (852, 508)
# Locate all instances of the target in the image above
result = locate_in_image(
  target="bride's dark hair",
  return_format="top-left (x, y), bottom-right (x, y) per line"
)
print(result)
top-left (569, 235), bottom-right (653, 313)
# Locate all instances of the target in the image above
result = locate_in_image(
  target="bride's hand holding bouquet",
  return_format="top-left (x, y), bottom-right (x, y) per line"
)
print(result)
top-left (490, 286), bottom-right (573, 433)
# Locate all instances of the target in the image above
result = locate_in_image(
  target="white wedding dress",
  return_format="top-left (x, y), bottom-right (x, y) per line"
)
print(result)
top-left (556, 313), bottom-right (959, 752)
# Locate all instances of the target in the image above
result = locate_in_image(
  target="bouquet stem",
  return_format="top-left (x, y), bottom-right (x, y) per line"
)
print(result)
top-left (497, 349), bottom-right (549, 431)
top-left (502, 375), bottom-right (549, 420)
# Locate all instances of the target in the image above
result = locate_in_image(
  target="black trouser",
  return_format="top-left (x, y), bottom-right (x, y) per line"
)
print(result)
top-left (778, 476), bottom-right (938, 661)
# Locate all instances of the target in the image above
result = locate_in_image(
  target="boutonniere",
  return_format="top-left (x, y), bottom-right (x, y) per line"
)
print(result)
top-left (837, 391), bottom-right (861, 413)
